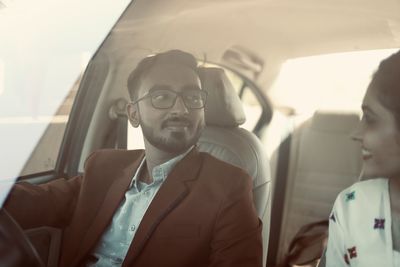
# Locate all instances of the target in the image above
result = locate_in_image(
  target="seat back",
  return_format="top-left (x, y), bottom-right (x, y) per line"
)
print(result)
top-left (197, 67), bottom-right (271, 266)
top-left (274, 110), bottom-right (362, 263)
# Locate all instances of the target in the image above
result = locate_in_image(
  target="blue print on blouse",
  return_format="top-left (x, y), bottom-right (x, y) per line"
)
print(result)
top-left (345, 191), bottom-right (355, 202)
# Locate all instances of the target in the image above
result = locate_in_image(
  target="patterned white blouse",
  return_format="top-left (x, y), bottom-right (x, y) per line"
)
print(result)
top-left (326, 178), bottom-right (400, 267)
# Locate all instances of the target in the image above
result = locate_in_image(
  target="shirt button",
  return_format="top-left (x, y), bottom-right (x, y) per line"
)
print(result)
top-left (130, 225), bottom-right (136, 232)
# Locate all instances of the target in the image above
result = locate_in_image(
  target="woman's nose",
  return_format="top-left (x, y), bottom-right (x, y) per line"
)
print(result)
top-left (350, 122), bottom-right (363, 142)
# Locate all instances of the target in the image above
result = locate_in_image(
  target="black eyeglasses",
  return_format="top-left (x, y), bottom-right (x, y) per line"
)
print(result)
top-left (132, 88), bottom-right (208, 109)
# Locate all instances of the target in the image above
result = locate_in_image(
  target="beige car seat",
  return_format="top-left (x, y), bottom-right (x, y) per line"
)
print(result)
top-left (197, 67), bottom-right (271, 266)
top-left (267, 110), bottom-right (362, 265)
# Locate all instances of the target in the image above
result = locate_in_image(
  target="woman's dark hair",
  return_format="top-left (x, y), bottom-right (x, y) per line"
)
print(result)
top-left (127, 50), bottom-right (199, 101)
top-left (370, 50), bottom-right (400, 128)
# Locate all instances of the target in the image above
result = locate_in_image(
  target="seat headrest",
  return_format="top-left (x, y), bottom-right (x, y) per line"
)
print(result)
top-left (311, 110), bottom-right (360, 134)
top-left (198, 67), bottom-right (246, 127)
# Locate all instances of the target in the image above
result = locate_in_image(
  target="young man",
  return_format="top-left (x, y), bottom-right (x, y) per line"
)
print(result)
top-left (5, 50), bottom-right (262, 267)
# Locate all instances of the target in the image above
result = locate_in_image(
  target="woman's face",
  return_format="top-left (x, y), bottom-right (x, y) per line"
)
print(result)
top-left (352, 85), bottom-right (400, 179)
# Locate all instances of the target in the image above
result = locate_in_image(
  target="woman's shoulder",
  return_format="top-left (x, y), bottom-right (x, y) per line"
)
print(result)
top-left (348, 177), bottom-right (386, 191)
top-left (334, 178), bottom-right (388, 210)
top-left (340, 178), bottom-right (387, 196)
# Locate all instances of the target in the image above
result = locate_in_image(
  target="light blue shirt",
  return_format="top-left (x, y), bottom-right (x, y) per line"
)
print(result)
top-left (86, 148), bottom-right (192, 267)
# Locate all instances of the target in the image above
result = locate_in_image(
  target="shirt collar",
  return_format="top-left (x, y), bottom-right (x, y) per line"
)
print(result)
top-left (130, 146), bottom-right (194, 189)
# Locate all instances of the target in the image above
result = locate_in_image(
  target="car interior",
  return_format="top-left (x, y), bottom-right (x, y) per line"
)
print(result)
top-left (196, 67), bottom-right (271, 265)
top-left (1, 0), bottom-right (400, 266)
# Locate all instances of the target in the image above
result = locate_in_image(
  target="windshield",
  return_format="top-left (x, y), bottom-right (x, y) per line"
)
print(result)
top-left (0, 0), bottom-right (131, 206)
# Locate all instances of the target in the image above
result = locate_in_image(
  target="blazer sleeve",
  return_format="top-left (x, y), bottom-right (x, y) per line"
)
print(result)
top-left (209, 170), bottom-right (263, 267)
top-left (3, 175), bottom-right (82, 229)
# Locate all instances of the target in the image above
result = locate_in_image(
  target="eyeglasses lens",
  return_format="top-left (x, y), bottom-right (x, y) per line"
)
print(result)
top-left (150, 90), bottom-right (206, 109)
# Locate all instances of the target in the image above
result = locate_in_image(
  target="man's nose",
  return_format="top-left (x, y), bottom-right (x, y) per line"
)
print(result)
top-left (171, 96), bottom-right (189, 114)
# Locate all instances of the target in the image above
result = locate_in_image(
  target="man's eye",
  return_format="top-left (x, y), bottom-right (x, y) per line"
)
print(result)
top-left (153, 93), bottom-right (170, 101)
top-left (186, 95), bottom-right (201, 102)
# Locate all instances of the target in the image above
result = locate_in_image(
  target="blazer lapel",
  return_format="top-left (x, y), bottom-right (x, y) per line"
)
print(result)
top-left (123, 148), bottom-right (204, 266)
top-left (74, 151), bottom-right (145, 264)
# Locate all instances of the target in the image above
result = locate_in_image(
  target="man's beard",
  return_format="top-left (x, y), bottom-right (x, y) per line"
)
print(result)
top-left (140, 118), bottom-right (203, 153)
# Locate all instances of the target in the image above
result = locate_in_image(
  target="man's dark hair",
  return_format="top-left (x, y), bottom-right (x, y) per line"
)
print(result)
top-left (370, 50), bottom-right (400, 128)
top-left (127, 50), bottom-right (199, 101)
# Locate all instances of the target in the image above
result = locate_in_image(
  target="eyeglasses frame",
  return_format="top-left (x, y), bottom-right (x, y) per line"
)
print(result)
top-left (130, 88), bottom-right (208, 110)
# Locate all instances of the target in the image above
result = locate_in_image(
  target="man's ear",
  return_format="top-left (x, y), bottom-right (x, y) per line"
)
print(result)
top-left (127, 103), bottom-right (140, 128)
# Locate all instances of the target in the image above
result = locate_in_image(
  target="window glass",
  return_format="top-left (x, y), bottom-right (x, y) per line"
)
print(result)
top-left (18, 75), bottom-right (83, 176)
top-left (269, 49), bottom-right (399, 115)
top-left (0, 0), bottom-right (130, 205)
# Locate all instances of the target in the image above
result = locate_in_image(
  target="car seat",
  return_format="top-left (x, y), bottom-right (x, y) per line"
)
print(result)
top-left (197, 67), bottom-right (271, 266)
top-left (268, 110), bottom-right (362, 265)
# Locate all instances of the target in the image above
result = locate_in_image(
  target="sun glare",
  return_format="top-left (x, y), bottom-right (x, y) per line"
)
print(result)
top-left (0, 0), bottom-right (131, 207)
top-left (0, 59), bottom-right (4, 96)
top-left (269, 49), bottom-right (399, 114)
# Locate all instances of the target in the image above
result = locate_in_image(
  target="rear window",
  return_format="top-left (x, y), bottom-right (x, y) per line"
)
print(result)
top-left (269, 49), bottom-right (399, 115)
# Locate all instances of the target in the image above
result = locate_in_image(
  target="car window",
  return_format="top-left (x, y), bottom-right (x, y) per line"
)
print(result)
top-left (269, 49), bottom-right (399, 115)
top-left (0, 0), bottom-right (130, 205)
top-left (18, 75), bottom-right (83, 177)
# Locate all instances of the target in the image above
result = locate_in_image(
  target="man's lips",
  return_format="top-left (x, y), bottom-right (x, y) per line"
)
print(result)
top-left (162, 118), bottom-right (191, 129)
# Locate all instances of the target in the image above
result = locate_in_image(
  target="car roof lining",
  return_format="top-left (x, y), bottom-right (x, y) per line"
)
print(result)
top-left (95, 0), bottom-right (400, 98)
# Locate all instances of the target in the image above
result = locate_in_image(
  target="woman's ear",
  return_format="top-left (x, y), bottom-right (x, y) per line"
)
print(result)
top-left (127, 103), bottom-right (140, 128)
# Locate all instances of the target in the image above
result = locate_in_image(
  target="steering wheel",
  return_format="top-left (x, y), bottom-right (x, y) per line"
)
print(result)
top-left (0, 208), bottom-right (44, 267)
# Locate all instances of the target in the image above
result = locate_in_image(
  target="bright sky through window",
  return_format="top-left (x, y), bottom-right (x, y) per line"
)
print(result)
top-left (0, 0), bottom-right (131, 206)
top-left (270, 49), bottom-right (399, 114)
top-left (0, 60), bottom-right (4, 96)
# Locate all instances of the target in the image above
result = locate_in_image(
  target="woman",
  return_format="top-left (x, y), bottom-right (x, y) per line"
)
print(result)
top-left (325, 50), bottom-right (400, 266)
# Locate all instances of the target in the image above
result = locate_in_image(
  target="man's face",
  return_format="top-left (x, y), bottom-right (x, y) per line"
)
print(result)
top-left (128, 63), bottom-right (205, 153)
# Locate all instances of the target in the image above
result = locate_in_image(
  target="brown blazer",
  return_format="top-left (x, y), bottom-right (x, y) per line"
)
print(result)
top-left (5, 148), bottom-right (263, 267)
